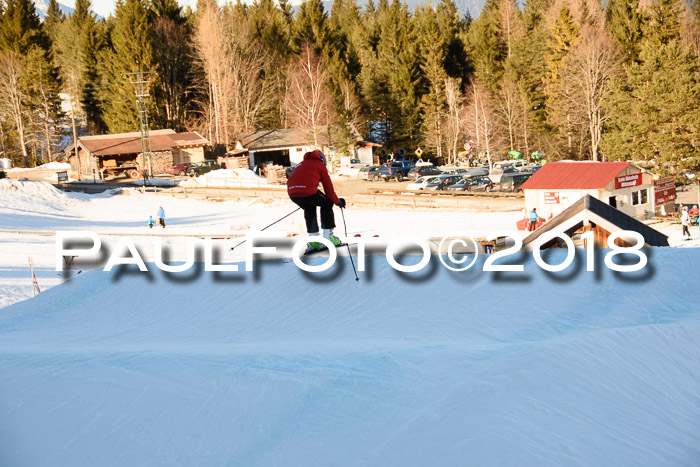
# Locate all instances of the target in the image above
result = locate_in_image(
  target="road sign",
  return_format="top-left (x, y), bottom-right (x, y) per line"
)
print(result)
top-left (415, 147), bottom-right (423, 156)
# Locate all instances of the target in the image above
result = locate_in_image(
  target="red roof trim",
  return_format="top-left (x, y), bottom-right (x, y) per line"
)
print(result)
top-left (520, 161), bottom-right (632, 190)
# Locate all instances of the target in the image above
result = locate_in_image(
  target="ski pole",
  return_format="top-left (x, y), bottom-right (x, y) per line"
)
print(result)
top-left (340, 207), bottom-right (360, 282)
top-left (229, 207), bottom-right (301, 251)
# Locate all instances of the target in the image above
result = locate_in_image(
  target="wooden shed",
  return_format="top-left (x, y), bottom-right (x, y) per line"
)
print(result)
top-left (71, 129), bottom-right (209, 179)
top-left (522, 194), bottom-right (669, 250)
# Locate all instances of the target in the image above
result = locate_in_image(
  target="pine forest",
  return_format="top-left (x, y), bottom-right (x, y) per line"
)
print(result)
top-left (0, 0), bottom-right (699, 177)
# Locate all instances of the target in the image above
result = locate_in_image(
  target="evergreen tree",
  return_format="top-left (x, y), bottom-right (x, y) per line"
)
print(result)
top-left (606, 0), bottom-right (646, 62)
top-left (150, 0), bottom-right (183, 23)
top-left (291, 0), bottom-right (331, 55)
top-left (467, 0), bottom-right (505, 94)
top-left (151, 0), bottom-right (191, 130)
top-left (543, 4), bottom-right (580, 158)
top-left (0, 0), bottom-right (62, 165)
top-left (604, 34), bottom-right (700, 167)
top-left (44, 0), bottom-right (65, 44)
top-left (0, 0), bottom-right (49, 55)
top-left (248, 0), bottom-right (292, 58)
top-left (81, 13), bottom-right (106, 134)
top-left (416, 5), bottom-right (448, 160)
top-left (646, 0), bottom-right (683, 45)
top-left (102, 0), bottom-right (155, 133)
top-left (370, 0), bottom-right (422, 148)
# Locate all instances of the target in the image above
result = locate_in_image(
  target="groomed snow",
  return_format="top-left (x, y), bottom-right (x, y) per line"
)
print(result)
top-left (1, 180), bottom-right (699, 465)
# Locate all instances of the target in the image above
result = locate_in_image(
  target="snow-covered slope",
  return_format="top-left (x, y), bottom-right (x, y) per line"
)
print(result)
top-left (1, 248), bottom-right (699, 465)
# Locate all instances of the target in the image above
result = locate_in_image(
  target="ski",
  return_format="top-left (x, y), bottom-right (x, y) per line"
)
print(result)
top-left (303, 243), bottom-right (349, 256)
top-left (281, 242), bottom-right (351, 262)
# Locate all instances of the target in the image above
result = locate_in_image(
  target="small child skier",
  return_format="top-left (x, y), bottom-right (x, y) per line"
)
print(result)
top-left (147, 215), bottom-right (155, 229)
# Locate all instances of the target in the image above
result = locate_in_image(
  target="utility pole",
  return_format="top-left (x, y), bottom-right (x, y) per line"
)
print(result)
top-left (122, 69), bottom-right (155, 185)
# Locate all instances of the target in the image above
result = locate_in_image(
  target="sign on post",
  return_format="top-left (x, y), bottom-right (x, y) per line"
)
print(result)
top-left (654, 177), bottom-right (676, 205)
top-left (57, 171), bottom-right (68, 183)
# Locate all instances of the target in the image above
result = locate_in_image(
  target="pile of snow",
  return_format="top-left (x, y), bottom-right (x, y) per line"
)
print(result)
top-left (0, 249), bottom-right (699, 465)
top-left (6, 161), bottom-right (71, 172)
top-left (182, 168), bottom-right (283, 189)
top-left (0, 179), bottom-right (78, 213)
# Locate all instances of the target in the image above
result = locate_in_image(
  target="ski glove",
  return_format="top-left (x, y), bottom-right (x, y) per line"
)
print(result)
top-left (338, 198), bottom-right (346, 209)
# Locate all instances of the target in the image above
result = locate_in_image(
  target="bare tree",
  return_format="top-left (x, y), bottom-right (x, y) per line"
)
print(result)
top-left (284, 42), bottom-right (334, 147)
top-left (444, 78), bottom-right (467, 165)
top-left (466, 79), bottom-right (501, 170)
top-left (559, 26), bottom-right (622, 161)
top-left (495, 77), bottom-right (521, 151)
top-left (193, 0), bottom-right (229, 145)
top-left (0, 51), bottom-right (29, 166)
top-left (153, 16), bottom-right (191, 130)
top-left (193, 2), bottom-right (277, 148)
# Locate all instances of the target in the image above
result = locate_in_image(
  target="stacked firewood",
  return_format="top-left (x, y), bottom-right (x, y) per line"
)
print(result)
top-left (265, 164), bottom-right (287, 185)
top-left (230, 156), bottom-right (249, 169)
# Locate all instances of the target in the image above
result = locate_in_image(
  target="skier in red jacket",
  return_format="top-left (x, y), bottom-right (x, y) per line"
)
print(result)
top-left (287, 149), bottom-right (346, 251)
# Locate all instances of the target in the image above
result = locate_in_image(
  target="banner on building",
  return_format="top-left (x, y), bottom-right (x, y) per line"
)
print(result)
top-left (615, 173), bottom-right (643, 189)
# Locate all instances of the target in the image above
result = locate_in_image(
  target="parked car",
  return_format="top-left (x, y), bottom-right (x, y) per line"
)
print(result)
top-left (377, 160), bottom-right (415, 181)
top-left (358, 165), bottom-right (383, 181)
top-left (407, 165), bottom-right (442, 180)
top-left (447, 176), bottom-right (494, 192)
top-left (424, 174), bottom-right (464, 190)
top-left (489, 165), bottom-right (521, 183)
top-left (516, 164), bottom-right (542, 174)
top-left (441, 167), bottom-right (469, 176)
top-left (167, 162), bottom-right (194, 176)
top-left (405, 175), bottom-right (435, 190)
top-left (464, 167), bottom-right (489, 177)
top-left (187, 160), bottom-right (220, 177)
top-left (498, 173), bottom-right (533, 192)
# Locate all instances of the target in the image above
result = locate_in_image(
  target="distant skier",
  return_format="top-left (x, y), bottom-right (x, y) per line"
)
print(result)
top-left (681, 206), bottom-right (691, 239)
top-left (287, 149), bottom-right (346, 252)
top-left (147, 215), bottom-right (155, 229)
top-left (157, 206), bottom-right (165, 228)
top-left (528, 208), bottom-right (539, 231)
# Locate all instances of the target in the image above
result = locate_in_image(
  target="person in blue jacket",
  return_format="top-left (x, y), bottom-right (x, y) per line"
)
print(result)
top-left (157, 206), bottom-right (165, 228)
top-left (528, 208), bottom-right (539, 231)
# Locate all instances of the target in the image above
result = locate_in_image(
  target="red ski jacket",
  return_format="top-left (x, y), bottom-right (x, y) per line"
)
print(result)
top-left (286, 150), bottom-right (340, 205)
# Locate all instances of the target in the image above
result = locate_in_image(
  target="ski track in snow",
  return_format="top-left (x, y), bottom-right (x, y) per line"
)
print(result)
top-left (1, 180), bottom-right (699, 465)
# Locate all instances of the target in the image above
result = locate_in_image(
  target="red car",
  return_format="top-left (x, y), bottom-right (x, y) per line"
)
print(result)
top-left (167, 162), bottom-right (194, 176)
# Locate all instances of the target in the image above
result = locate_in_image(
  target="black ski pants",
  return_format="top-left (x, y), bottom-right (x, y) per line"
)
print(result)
top-left (290, 192), bottom-right (336, 234)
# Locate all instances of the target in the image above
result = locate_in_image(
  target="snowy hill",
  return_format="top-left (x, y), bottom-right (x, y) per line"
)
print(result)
top-left (1, 248), bottom-right (699, 465)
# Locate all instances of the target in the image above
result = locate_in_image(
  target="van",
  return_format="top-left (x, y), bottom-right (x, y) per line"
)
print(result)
top-left (498, 173), bottom-right (533, 192)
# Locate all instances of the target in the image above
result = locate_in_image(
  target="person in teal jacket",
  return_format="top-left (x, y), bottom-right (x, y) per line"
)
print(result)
top-left (528, 208), bottom-right (539, 231)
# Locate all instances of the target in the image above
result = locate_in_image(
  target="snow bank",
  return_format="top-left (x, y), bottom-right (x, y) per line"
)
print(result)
top-left (182, 168), bottom-right (283, 188)
top-left (1, 248), bottom-right (699, 465)
top-left (6, 161), bottom-right (71, 171)
top-left (0, 179), bottom-right (76, 211)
